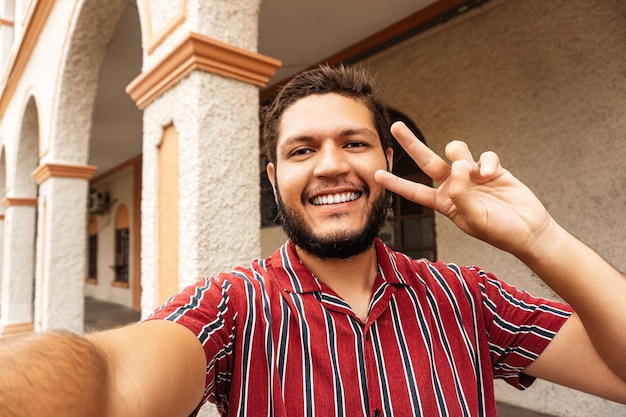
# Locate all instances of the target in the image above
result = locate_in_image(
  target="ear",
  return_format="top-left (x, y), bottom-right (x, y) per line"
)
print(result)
top-left (385, 147), bottom-right (394, 172)
top-left (266, 162), bottom-right (278, 200)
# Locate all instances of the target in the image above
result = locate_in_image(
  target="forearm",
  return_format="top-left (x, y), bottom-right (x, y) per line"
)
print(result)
top-left (517, 219), bottom-right (626, 379)
top-left (0, 331), bottom-right (109, 417)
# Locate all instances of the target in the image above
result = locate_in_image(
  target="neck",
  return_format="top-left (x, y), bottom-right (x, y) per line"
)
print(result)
top-left (296, 243), bottom-right (379, 321)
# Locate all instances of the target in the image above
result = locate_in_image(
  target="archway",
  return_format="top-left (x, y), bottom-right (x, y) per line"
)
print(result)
top-left (0, 95), bottom-right (40, 334)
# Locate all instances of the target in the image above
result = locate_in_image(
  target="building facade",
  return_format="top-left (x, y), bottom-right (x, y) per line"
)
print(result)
top-left (0, 0), bottom-right (624, 416)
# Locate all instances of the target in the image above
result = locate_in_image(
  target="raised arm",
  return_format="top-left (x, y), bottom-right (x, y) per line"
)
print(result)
top-left (375, 121), bottom-right (626, 401)
top-left (0, 320), bottom-right (206, 417)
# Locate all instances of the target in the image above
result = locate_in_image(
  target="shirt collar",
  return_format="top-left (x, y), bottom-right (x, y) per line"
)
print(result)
top-left (268, 238), bottom-right (409, 294)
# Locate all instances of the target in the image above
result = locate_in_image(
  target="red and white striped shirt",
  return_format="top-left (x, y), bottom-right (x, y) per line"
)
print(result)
top-left (148, 239), bottom-right (572, 417)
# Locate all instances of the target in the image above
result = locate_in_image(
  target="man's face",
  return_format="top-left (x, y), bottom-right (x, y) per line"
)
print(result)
top-left (266, 93), bottom-right (393, 259)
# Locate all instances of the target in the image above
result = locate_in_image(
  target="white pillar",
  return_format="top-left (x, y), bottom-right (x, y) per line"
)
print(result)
top-left (32, 164), bottom-right (97, 333)
top-left (131, 2), bottom-right (279, 414)
top-left (129, 33), bottom-right (280, 317)
top-left (0, 197), bottom-right (37, 335)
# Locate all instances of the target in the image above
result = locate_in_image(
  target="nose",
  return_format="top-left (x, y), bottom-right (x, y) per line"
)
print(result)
top-left (313, 143), bottom-right (350, 178)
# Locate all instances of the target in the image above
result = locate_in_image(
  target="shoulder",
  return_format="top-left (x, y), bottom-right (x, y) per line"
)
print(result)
top-left (147, 258), bottom-right (276, 319)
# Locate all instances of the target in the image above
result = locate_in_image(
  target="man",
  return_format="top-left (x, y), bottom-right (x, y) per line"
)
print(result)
top-left (1, 65), bottom-right (625, 417)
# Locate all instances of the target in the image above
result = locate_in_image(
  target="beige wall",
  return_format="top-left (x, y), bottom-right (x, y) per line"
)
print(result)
top-left (363, 0), bottom-right (626, 415)
top-left (260, 225), bottom-right (287, 258)
top-left (85, 165), bottom-right (136, 307)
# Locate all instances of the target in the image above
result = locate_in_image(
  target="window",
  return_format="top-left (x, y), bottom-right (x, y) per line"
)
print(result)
top-left (115, 228), bottom-right (130, 284)
top-left (114, 204), bottom-right (130, 286)
top-left (88, 234), bottom-right (98, 279)
top-left (380, 109), bottom-right (436, 261)
top-left (86, 215), bottom-right (98, 283)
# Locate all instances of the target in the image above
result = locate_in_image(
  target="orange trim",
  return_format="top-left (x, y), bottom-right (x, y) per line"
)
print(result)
top-left (111, 280), bottom-right (130, 289)
top-left (2, 197), bottom-right (37, 208)
top-left (0, 0), bottom-right (55, 117)
top-left (0, 18), bottom-right (14, 27)
top-left (142, 0), bottom-right (187, 55)
top-left (0, 214), bottom-right (4, 220)
top-left (261, 0), bottom-right (473, 100)
top-left (0, 322), bottom-right (34, 337)
top-left (91, 155), bottom-right (141, 184)
top-left (131, 157), bottom-right (142, 310)
top-left (126, 32), bottom-right (281, 109)
top-left (32, 163), bottom-right (98, 185)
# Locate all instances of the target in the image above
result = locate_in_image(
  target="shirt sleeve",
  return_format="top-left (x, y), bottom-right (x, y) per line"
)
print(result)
top-left (475, 268), bottom-right (573, 390)
top-left (145, 273), bottom-right (239, 412)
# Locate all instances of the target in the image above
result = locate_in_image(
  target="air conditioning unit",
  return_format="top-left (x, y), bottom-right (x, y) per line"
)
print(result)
top-left (88, 191), bottom-right (111, 214)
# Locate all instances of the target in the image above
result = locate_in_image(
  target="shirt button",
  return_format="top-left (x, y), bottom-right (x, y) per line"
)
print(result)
top-left (374, 410), bottom-right (382, 417)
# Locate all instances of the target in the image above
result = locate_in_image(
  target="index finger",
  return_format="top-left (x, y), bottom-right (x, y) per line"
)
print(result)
top-left (390, 121), bottom-right (450, 183)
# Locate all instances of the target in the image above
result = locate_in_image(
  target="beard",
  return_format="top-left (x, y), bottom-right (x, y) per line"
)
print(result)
top-left (274, 181), bottom-right (392, 260)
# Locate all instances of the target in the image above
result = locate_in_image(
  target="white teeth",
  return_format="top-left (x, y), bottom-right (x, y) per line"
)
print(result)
top-left (312, 192), bottom-right (360, 205)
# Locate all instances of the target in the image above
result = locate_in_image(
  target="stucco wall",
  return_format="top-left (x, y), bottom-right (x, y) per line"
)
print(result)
top-left (362, 0), bottom-right (626, 415)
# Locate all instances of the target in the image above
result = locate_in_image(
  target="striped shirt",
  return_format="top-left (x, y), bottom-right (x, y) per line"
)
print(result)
top-left (148, 238), bottom-right (572, 417)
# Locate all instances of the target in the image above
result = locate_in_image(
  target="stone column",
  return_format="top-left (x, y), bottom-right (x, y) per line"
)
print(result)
top-left (128, 32), bottom-right (280, 314)
top-left (129, 2), bottom-right (279, 415)
top-left (0, 197), bottom-right (37, 336)
top-left (31, 163), bottom-right (97, 333)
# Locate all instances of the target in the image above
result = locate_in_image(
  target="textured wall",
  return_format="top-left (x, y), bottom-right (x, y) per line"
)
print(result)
top-left (138, 0), bottom-right (264, 344)
top-left (140, 70), bottom-right (262, 314)
top-left (363, 0), bottom-right (626, 415)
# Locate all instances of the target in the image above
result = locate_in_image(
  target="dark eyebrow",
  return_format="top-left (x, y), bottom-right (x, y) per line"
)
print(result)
top-left (279, 127), bottom-right (378, 152)
top-left (279, 136), bottom-right (314, 151)
top-left (339, 128), bottom-right (377, 140)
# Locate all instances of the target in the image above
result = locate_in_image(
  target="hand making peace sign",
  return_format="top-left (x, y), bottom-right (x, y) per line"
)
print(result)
top-left (375, 121), bottom-right (555, 258)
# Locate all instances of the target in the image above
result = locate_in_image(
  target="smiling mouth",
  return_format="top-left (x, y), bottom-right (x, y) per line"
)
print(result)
top-left (310, 192), bottom-right (362, 206)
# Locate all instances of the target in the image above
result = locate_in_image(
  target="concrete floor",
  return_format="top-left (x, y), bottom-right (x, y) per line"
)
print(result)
top-left (84, 296), bottom-right (141, 332)
top-left (84, 297), bottom-right (556, 417)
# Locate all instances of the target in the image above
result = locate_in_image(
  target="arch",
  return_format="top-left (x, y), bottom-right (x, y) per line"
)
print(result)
top-left (0, 93), bottom-right (39, 331)
top-left (47, 0), bottom-right (131, 163)
top-left (13, 94), bottom-right (39, 197)
top-left (115, 203), bottom-right (130, 229)
top-left (88, 2), bottom-right (143, 176)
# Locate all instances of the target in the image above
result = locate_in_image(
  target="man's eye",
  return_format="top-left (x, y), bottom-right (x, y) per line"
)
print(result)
top-left (291, 148), bottom-right (313, 156)
top-left (345, 142), bottom-right (366, 148)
